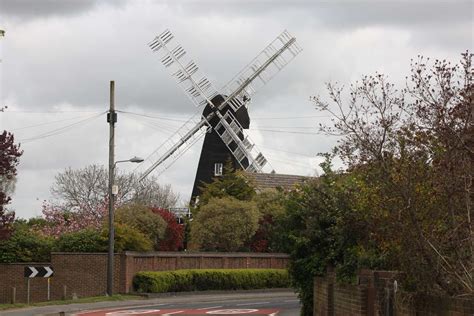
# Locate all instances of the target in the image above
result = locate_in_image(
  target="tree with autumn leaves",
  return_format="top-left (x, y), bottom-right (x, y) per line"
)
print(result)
top-left (281, 51), bottom-right (473, 315)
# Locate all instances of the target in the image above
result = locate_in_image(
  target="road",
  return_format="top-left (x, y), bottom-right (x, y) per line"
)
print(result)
top-left (0, 291), bottom-right (300, 316)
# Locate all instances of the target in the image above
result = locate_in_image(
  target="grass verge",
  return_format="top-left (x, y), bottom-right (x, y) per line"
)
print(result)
top-left (0, 294), bottom-right (144, 311)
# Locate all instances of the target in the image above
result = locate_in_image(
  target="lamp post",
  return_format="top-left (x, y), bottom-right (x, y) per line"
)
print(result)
top-left (107, 156), bottom-right (144, 296)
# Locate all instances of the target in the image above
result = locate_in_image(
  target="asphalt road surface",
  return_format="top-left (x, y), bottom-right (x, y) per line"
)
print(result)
top-left (0, 291), bottom-right (300, 316)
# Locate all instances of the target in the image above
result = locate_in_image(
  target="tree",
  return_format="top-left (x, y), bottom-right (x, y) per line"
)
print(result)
top-left (151, 207), bottom-right (185, 251)
top-left (275, 156), bottom-right (366, 316)
top-left (50, 164), bottom-right (179, 215)
top-left (0, 131), bottom-right (23, 239)
top-left (311, 52), bottom-right (473, 296)
top-left (196, 161), bottom-right (255, 208)
top-left (248, 189), bottom-right (287, 252)
top-left (115, 204), bottom-right (167, 250)
top-left (39, 200), bottom-right (107, 237)
top-left (190, 197), bottom-right (259, 252)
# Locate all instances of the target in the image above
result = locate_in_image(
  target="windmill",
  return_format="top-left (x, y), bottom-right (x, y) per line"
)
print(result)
top-left (137, 29), bottom-right (302, 200)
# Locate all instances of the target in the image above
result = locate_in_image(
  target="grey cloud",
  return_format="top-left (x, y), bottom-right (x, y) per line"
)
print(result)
top-left (182, 1), bottom-right (472, 29)
top-left (0, 0), bottom-right (127, 19)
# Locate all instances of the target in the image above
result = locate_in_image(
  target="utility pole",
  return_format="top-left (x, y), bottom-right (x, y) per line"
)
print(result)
top-left (107, 81), bottom-right (116, 296)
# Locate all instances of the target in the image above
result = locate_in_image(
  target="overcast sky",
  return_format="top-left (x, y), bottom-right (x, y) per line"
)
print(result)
top-left (0, 0), bottom-right (472, 219)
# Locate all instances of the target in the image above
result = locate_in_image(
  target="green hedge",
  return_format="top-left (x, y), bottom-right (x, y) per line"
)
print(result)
top-left (133, 269), bottom-right (289, 293)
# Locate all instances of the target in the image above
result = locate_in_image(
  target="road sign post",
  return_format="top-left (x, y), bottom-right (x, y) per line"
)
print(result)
top-left (24, 266), bottom-right (54, 304)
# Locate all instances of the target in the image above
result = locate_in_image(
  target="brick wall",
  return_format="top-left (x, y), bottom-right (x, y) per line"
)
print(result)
top-left (314, 269), bottom-right (474, 316)
top-left (395, 293), bottom-right (474, 316)
top-left (0, 252), bottom-right (289, 304)
top-left (0, 262), bottom-right (50, 304)
top-left (333, 283), bottom-right (367, 316)
top-left (121, 251), bottom-right (289, 293)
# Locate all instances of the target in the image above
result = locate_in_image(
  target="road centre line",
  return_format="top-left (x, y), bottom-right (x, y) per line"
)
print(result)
top-left (235, 302), bottom-right (270, 306)
top-left (196, 306), bottom-right (224, 310)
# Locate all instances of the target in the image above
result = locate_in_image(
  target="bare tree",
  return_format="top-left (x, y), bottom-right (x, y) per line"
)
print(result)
top-left (50, 164), bottom-right (180, 216)
top-left (311, 52), bottom-right (473, 296)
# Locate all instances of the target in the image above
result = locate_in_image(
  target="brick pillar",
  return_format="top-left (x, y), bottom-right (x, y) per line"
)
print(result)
top-left (327, 267), bottom-right (335, 316)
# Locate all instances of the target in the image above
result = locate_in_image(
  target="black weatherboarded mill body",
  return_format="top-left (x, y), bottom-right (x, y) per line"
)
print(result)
top-left (191, 94), bottom-right (250, 199)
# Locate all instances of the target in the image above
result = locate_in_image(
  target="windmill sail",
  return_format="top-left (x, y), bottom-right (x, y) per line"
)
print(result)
top-left (136, 114), bottom-right (210, 181)
top-left (221, 30), bottom-right (302, 112)
top-left (214, 111), bottom-right (268, 173)
top-left (148, 29), bottom-right (219, 108)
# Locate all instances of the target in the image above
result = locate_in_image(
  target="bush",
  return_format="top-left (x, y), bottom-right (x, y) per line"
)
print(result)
top-left (151, 207), bottom-right (184, 251)
top-left (133, 269), bottom-right (289, 293)
top-left (55, 223), bottom-right (153, 252)
top-left (191, 197), bottom-right (259, 251)
top-left (55, 228), bottom-right (107, 252)
top-left (0, 222), bottom-right (53, 263)
top-left (115, 204), bottom-right (167, 250)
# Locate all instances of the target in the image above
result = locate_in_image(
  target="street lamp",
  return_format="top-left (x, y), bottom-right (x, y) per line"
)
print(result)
top-left (107, 156), bottom-right (144, 296)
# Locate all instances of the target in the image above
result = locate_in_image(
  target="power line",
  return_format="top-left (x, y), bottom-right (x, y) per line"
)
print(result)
top-left (19, 112), bottom-right (105, 143)
top-left (252, 115), bottom-right (330, 120)
top-left (117, 110), bottom-right (191, 123)
top-left (117, 110), bottom-right (329, 121)
top-left (120, 113), bottom-right (179, 136)
top-left (250, 128), bottom-right (322, 135)
top-left (254, 125), bottom-right (317, 129)
top-left (9, 115), bottom-right (96, 132)
top-left (4, 110), bottom-right (103, 113)
top-left (256, 143), bottom-right (315, 158)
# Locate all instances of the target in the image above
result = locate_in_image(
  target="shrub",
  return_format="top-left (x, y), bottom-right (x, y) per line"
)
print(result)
top-left (191, 197), bottom-right (259, 251)
top-left (55, 223), bottom-right (153, 252)
top-left (151, 207), bottom-right (184, 251)
top-left (115, 204), bottom-right (167, 249)
top-left (133, 269), bottom-right (289, 293)
top-left (55, 228), bottom-right (107, 252)
top-left (0, 222), bottom-right (53, 263)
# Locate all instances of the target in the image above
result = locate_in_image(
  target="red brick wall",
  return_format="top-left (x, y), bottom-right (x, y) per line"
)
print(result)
top-left (0, 262), bottom-right (50, 304)
top-left (314, 276), bottom-right (333, 316)
top-left (50, 253), bottom-right (123, 301)
top-left (333, 283), bottom-right (367, 316)
top-left (121, 252), bottom-right (289, 293)
top-left (0, 252), bottom-right (289, 304)
top-left (314, 269), bottom-right (474, 316)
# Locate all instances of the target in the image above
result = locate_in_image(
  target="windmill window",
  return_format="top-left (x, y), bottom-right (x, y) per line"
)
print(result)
top-left (214, 163), bottom-right (223, 176)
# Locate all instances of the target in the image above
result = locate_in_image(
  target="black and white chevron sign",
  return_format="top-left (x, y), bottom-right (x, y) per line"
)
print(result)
top-left (24, 266), bottom-right (54, 278)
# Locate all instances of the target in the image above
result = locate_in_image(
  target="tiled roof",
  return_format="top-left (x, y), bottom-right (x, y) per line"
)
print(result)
top-left (244, 172), bottom-right (313, 191)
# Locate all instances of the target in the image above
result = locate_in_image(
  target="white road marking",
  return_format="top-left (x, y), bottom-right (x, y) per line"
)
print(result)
top-left (236, 302), bottom-right (270, 306)
top-left (197, 306), bottom-right (224, 310)
top-left (206, 310), bottom-right (258, 315)
top-left (106, 310), bottom-right (161, 315)
top-left (283, 299), bottom-right (300, 302)
top-left (74, 304), bottom-right (168, 315)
